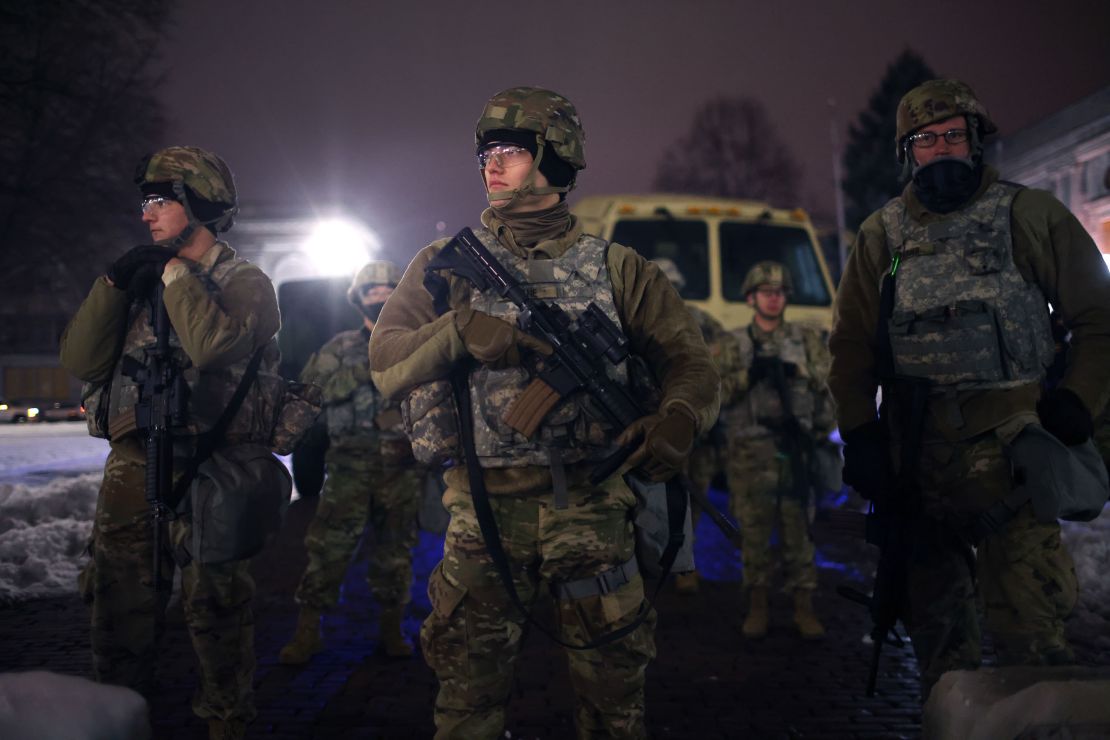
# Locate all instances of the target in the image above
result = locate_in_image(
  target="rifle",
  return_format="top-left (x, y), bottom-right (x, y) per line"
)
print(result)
top-left (425, 227), bottom-right (742, 550)
top-left (760, 355), bottom-right (816, 503)
top-left (120, 284), bottom-right (187, 593)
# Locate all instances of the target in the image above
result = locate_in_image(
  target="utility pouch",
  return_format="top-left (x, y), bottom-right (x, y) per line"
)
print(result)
top-left (627, 475), bottom-right (694, 578)
top-left (401, 379), bottom-right (460, 465)
top-left (888, 301), bottom-right (1005, 384)
top-left (82, 381), bottom-right (111, 439)
top-left (1010, 424), bottom-right (1108, 523)
top-left (184, 443), bottom-right (292, 565)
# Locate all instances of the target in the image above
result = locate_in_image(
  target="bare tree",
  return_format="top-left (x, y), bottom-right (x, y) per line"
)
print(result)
top-left (0, 0), bottom-right (170, 313)
top-left (653, 96), bottom-right (801, 206)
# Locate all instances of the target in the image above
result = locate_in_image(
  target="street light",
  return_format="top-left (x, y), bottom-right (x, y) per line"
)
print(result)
top-left (301, 217), bottom-right (380, 277)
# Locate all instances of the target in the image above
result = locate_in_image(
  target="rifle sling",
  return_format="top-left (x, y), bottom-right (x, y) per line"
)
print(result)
top-left (451, 362), bottom-right (677, 651)
top-left (167, 345), bottom-right (267, 511)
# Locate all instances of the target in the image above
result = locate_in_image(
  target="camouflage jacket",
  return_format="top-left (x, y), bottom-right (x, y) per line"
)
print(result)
top-left (300, 327), bottom-right (407, 455)
top-left (723, 320), bottom-right (834, 443)
top-left (60, 243), bottom-right (283, 462)
top-left (369, 209), bottom-right (720, 495)
top-left (830, 166), bottom-right (1110, 442)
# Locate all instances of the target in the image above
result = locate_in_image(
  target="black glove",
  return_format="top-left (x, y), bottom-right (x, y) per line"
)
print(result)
top-left (1037, 387), bottom-right (1093, 446)
top-left (841, 419), bottom-right (890, 499)
top-left (106, 245), bottom-right (177, 291)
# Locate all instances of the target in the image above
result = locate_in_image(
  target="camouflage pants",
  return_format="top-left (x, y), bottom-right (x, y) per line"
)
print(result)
top-left (907, 432), bottom-right (1078, 697)
top-left (294, 449), bottom-right (421, 611)
top-left (726, 436), bottom-right (817, 592)
top-left (421, 476), bottom-right (655, 740)
top-left (79, 448), bottom-right (256, 724)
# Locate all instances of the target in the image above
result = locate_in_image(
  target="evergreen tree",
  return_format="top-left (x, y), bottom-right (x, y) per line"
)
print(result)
top-left (654, 96), bottom-right (801, 207)
top-left (841, 49), bottom-right (936, 232)
top-left (0, 0), bottom-right (170, 319)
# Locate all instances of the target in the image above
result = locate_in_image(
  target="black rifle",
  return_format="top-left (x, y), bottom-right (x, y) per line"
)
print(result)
top-left (834, 260), bottom-right (930, 696)
top-left (426, 227), bottom-right (742, 548)
top-left (120, 284), bottom-right (187, 593)
top-left (762, 356), bottom-right (816, 503)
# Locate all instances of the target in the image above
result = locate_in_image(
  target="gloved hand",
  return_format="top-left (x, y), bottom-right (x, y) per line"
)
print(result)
top-left (840, 419), bottom-right (890, 499)
top-left (106, 245), bottom-right (177, 291)
top-left (1037, 387), bottom-right (1093, 446)
top-left (455, 307), bottom-right (552, 369)
top-left (617, 406), bottom-right (698, 482)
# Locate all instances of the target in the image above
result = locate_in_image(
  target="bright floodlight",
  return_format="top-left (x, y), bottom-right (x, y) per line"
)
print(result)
top-left (302, 217), bottom-right (380, 277)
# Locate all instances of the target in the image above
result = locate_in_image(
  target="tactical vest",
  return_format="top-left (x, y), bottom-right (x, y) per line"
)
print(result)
top-left (98, 246), bottom-right (282, 445)
top-left (466, 228), bottom-right (630, 468)
top-left (724, 322), bottom-right (818, 440)
top-left (880, 182), bottom-right (1055, 389)
top-left (310, 329), bottom-right (404, 449)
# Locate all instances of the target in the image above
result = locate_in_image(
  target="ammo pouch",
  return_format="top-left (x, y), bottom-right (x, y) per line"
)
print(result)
top-left (887, 300), bottom-right (1006, 384)
top-left (1010, 424), bottom-right (1108, 523)
top-left (268, 380), bottom-right (323, 455)
top-left (82, 381), bottom-right (111, 439)
top-left (401, 379), bottom-right (460, 465)
top-left (627, 475), bottom-right (694, 578)
top-left (182, 443), bottom-right (292, 565)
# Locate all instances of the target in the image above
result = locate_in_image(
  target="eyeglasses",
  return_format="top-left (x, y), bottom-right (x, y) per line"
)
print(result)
top-left (755, 287), bottom-right (786, 298)
top-left (477, 143), bottom-right (532, 170)
top-left (907, 128), bottom-right (969, 149)
top-left (140, 196), bottom-right (174, 215)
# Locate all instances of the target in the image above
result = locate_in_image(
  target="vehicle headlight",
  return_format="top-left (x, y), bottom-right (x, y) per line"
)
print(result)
top-left (27, 407), bottom-right (39, 418)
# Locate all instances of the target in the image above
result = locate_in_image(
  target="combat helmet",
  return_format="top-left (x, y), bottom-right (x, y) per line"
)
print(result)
top-left (347, 261), bottom-right (402, 305)
top-left (134, 146), bottom-right (238, 245)
top-left (475, 86), bottom-right (585, 205)
top-left (895, 79), bottom-right (997, 164)
top-left (741, 261), bottom-right (793, 297)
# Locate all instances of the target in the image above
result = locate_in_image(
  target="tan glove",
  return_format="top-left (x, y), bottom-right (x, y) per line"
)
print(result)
top-left (455, 307), bottom-right (552, 369)
top-left (616, 406), bottom-right (697, 482)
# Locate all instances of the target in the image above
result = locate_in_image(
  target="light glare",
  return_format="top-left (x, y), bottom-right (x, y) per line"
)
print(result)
top-left (302, 218), bottom-right (380, 277)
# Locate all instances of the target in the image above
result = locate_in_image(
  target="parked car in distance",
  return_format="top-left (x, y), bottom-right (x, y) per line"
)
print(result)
top-left (0, 400), bottom-right (40, 423)
top-left (38, 401), bottom-right (86, 422)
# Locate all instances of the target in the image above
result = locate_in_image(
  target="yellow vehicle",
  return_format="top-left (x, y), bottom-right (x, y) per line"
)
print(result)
top-left (572, 194), bottom-right (836, 331)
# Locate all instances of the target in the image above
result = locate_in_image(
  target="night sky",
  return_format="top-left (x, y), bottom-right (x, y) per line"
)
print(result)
top-left (161, 0), bottom-right (1110, 266)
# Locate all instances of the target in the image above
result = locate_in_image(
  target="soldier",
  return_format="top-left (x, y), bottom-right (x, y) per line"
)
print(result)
top-left (279, 260), bottom-right (423, 663)
top-left (650, 257), bottom-right (738, 594)
top-left (369, 87), bottom-right (719, 739)
top-left (59, 146), bottom-right (281, 740)
top-left (723, 262), bottom-right (832, 640)
top-left (829, 80), bottom-right (1110, 698)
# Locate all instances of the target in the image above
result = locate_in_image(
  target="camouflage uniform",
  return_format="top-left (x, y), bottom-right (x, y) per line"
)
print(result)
top-left (830, 81), bottom-right (1110, 696)
top-left (723, 319), bottom-right (833, 593)
top-left (370, 88), bottom-right (719, 739)
top-left (293, 328), bottom-right (421, 613)
top-left (61, 244), bottom-right (280, 726)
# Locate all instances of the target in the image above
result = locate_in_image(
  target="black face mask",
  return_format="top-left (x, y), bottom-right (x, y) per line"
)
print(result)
top-left (912, 157), bottom-right (982, 214)
top-left (360, 302), bottom-right (386, 323)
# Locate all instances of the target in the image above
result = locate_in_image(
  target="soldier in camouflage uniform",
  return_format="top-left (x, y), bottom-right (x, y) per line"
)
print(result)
top-left (278, 261), bottom-right (423, 663)
top-left (830, 80), bottom-right (1110, 699)
top-left (650, 258), bottom-right (739, 594)
top-left (723, 262), bottom-right (832, 640)
top-left (369, 87), bottom-right (719, 739)
top-left (59, 147), bottom-right (280, 740)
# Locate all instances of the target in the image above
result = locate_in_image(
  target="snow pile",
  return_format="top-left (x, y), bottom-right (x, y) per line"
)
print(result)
top-left (1062, 505), bottom-right (1110, 653)
top-left (0, 473), bottom-right (101, 605)
top-left (0, 670), bottom-right (149, 740)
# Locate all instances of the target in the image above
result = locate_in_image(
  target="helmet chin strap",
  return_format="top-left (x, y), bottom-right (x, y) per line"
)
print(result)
top-left (158, 179), bottom-right (216, 249)
top-left (485, 133), bottom-right (571, 209)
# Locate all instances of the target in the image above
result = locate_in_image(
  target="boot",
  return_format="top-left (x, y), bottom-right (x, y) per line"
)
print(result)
top-left (278, 607), bottom-right (323, 665)
top-left (207, 718), bottom-right (246, 740)
top-left (792, 589), bottom-right (826, 640)
top-left (674, 571), bottom-right (700, 594)
top-left (379, 606), bottom-right (413, 658)
top-left (741, 586), bottom-right (769, 639)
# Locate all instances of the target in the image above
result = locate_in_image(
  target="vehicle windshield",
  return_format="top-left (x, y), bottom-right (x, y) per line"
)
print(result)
top-left (610, 218), bottom-right (709, 300)
top-left (720, 222), bottom-right (831, 306)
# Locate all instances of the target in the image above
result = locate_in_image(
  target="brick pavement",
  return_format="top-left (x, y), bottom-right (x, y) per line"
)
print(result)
top-left (1, 487), bottom-right (1103, 739)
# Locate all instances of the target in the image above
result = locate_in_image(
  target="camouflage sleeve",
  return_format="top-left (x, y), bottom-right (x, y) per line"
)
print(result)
top-left (1011, 188), bottom-right (1110, 418)
top-left (716, 328), bottom-right (746, 407)
top-left (163, 262), bottom-right (280, 371)
top-left (827, 212), bottom-right (887, 433)
top-left (608, 243), bottom-right (720, 432)
top-left (59, 276), bottom-right (131, 384)
top-left (368, 241), bottom-right (468, 399)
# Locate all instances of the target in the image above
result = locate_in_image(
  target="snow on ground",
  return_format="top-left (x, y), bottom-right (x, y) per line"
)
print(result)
top-left (1062, 508), bottom-right (1110, 653)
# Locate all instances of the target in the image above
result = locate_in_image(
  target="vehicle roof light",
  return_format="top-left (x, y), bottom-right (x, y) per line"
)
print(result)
top-left (686, 207), bottom-right (702, 215)
top-left (791, 208), bottom-right (808, 222)
top-left (618, 205), bottom-right (636, 214)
